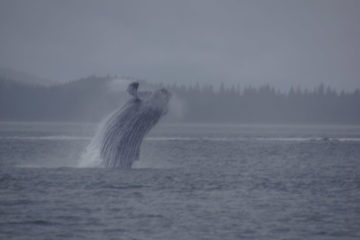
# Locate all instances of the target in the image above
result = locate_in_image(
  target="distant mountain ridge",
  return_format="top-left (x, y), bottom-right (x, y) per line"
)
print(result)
top-left (0, 75), bottom-right (125, 121)
top-left (0, 67), bottom-right (55, 86)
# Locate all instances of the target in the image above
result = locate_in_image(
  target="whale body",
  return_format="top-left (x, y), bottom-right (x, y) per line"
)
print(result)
top-left (96, 82), bottom-right (170, 168)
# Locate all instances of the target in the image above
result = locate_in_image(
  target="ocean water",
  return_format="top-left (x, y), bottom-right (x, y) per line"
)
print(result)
top-left (0, 122), bottom-right (360, 240)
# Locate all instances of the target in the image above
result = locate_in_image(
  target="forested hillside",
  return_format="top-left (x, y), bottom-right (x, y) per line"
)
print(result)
top-left (165, 83), bottom-right (360, 123)
top-left (1, 76), bottom-right (359, 123)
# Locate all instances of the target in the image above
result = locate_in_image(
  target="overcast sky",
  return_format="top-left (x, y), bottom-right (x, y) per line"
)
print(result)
top-left (0, 0), bottom-right (359, 90)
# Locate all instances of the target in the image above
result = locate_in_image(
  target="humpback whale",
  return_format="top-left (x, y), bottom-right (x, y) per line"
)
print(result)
top-left (92, 82), bottom-right (170, 168)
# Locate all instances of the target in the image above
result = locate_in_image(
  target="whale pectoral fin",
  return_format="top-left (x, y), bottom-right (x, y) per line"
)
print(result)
top-left (127, 82), bottom-right (139, 99)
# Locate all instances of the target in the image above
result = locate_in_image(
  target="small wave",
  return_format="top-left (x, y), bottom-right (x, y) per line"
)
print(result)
top-left (145, 137), bottom-right (245, 141)
top-left (3, 220), bottom-right (53, 226)
top-left (145, 136), bottom-right (360, 142)
top-left (262, 137), bottom-right (360, 142)
top-left (255, 137), bottom-right (322, 142)
top-left (0, 135), bottom-right (91, 141)
top-left (15, 164), bottom-right (77, 168)
top-left (145, 137), bottom-right (196, 141)
top-left (252, 137), bottom-right (360, 142)
top-left (0, 199), bottom-right (33, 206)
top-left (337, 138), bottom-right (360, 142)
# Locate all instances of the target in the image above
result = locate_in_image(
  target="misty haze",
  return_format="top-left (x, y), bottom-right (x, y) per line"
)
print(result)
top-left (0, 1), bottom-right (359, 240)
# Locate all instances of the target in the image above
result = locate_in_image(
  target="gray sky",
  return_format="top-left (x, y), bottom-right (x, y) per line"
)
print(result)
top-left (0, 0), bottom-right (359, 90)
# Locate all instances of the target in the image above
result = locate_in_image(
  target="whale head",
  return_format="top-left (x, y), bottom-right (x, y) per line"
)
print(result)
top-left (149, 88), bottom-right (171, 114)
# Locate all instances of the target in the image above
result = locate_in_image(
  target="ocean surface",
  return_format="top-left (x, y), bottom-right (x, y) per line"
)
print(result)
top-left (0, 122), bottom-right (360, 240)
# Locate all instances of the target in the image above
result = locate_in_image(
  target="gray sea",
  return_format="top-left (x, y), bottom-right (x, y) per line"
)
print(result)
top-left (0, 122), bottom-right (359, 240)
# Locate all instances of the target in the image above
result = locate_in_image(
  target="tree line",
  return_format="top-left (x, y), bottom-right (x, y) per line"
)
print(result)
top-left (160, 82), bottom-right (360, 123)
top-left (0, 76), bottom-right (359, 123)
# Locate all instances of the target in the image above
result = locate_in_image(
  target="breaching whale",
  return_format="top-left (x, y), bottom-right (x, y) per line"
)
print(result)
top-left (93, 82), bottom-right (170, 168)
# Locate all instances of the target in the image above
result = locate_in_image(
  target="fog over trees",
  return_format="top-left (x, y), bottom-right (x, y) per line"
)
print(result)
top-left (0, 75), bottom-right (359, 124)
top-left (165, 82), bottom-right (360, 123)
